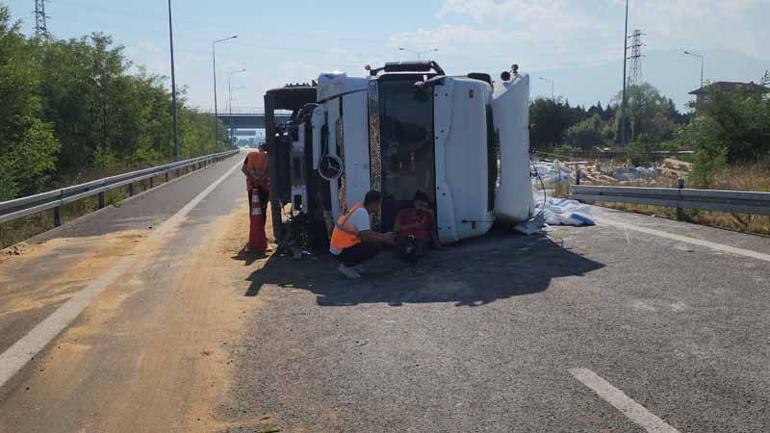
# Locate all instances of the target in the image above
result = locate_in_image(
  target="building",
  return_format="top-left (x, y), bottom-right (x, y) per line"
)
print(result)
top-left (689, 81), bottom-right (769, 106)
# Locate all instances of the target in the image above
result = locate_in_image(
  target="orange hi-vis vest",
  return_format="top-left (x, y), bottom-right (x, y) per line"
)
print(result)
top-left (330, 203), bottom-right (365, 251)
top-left (245, 151), bottom-right (269, 190)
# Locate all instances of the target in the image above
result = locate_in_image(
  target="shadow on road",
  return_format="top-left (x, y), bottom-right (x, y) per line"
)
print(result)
top-left (241, 233), bottom-right (604, 307)
top-left (231, 247), bottom-right (269, 266)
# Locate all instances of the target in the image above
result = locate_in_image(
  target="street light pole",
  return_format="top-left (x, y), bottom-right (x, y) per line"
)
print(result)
top-left (684, 50), bottom-right (705, 89)
top-left (539, 77), bottom-right (555, 99)
top-left (619, 0), bottom-right (629, 147)
top-left (212, 35), bottom-right (237, 150)
top-left (398, 47), bottom-right (438, 61)
top-left (228, 69), bottom-right (246, 147)
top-left (166, 0), bottom-right (180, 160)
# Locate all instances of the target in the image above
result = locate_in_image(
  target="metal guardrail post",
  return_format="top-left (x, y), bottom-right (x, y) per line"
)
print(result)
top-left (165, 172), bottom-right (170, 182)
top-left (676, 179), bottom-right (685, 221)
top-left (54, 189), bottom-right (63, 227)
top-left (98, 191), bottom-right (105, 209)
top-left (128, 183), bottom-right (134, 197)
top-left (149, 177), bottom-right (154, 188)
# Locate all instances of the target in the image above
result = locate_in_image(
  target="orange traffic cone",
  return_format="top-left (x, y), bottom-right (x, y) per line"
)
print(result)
top-left (249, 189), bottom-right (267, 252)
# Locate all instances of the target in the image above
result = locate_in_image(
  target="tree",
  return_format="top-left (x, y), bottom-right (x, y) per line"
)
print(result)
top-left (610, 83), bottom-right (682, 144)
top-left (529, 98), bottom-right (586, 150)
top-left (677, 86), bottom-right (770, 184)
top-left (586, 101), bottom-right (604, 118)
top-left (565, 114), bottom-right (607, 150)
top-left (0, 6), bottom-right (59, 199)
top-left (0, 6), bottom-right (226, 200)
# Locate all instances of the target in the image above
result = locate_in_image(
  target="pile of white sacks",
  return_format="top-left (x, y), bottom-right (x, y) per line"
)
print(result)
top-left (537, 196), bottom-right (595, 226)
top-left (532, 159), bottom-right (662, 186)
top-left (532, 161), bottom-right (572, 185)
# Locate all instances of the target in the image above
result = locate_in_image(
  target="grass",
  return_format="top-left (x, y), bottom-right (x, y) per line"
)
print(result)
top-left (698, 162), bottom-right (770, 192)
top-left (578, 161), bottom-right (770, 236)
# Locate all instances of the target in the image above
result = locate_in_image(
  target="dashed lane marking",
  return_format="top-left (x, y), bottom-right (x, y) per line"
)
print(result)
top-left (570, 368), bottom-right (681, 433)
top-left (0, 158), bottom-right (243, 388)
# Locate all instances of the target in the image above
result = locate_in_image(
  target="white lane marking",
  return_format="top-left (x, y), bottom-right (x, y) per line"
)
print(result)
top-left (570, 368), bottom-right (681, 433)
top-left (0, 158), bottom-right (243, 388)
top-left (596, 216), bottom-right (770, 263)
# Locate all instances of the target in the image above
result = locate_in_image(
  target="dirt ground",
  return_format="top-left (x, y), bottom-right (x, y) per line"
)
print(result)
top-left (0, 198), bottom-right (278, 433)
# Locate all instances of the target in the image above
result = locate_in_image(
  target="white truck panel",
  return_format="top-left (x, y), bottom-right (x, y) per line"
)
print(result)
top-left (434, 77), bottom-right (495, 243)
top-left (342, 91), bottom-right (370, 207)
top-left (493, 73), bottom-right (535, 223)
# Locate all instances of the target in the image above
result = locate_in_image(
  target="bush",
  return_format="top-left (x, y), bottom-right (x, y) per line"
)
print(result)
top-left (625, 134), bottom-right (683, 166)
top-left (565, 114), bottom-right (607, 150)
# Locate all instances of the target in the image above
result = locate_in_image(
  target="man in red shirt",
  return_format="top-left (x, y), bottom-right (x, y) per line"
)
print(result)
top-left (393, 191), bottom-right (442, 261)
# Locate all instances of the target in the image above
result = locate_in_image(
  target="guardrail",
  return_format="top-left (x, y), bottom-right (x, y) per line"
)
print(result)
top-left (0, 150), bottom-right (240, 226)
top-left (571, 185), bottom-right (770, 216)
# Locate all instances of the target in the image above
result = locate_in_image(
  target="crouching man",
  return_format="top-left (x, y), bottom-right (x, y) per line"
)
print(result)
top-left (394, 191), bottom-right (443, 262)
top-left (329, 190), bottom-right (396, 279)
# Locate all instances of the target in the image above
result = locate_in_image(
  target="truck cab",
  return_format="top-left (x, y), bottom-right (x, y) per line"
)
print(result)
top-left (265, 61), bottom-right (534, 248)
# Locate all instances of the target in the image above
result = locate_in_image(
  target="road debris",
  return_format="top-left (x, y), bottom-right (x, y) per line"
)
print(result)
top-left (538, 198), bottom-right (595, 226)
top-left (533, 157), bottom-right (692, 187)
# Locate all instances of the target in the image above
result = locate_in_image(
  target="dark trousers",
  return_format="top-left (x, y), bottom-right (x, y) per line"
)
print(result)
top-left (335, 243), bottom-right (380, 267)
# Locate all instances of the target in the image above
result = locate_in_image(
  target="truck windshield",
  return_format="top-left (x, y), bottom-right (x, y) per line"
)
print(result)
top-left (378, 79), bottom-right (435, 229)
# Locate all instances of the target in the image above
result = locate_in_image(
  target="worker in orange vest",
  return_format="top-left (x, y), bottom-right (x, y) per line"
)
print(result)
top-left (329, 190), bottom-right (396, 279)
top-left (242, 146), bottom-right (270, 253)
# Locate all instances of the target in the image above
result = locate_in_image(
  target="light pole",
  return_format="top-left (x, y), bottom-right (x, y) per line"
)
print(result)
top-left (538, 77), bottom-right (555, 100)
top-left (228, 69), bottom-right (246, 146)
top-left (166, 0), bottom-right (180, 160)
top-left (398, 47), bottom-right (438, 61)
top-left (619, 0), bottom-right (629, 147)
top-left (684, 50), bottom-right (705, 89)
top-left (212, 35), bottom-right (237, 149)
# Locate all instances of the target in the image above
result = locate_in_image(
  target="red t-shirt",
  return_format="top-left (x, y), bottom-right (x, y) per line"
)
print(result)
top-left (394, 208), bottom-right (435, 242)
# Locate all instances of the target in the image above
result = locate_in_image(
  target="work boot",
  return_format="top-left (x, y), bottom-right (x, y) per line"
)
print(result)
top-left (338, 264), bottom-right (362, 279)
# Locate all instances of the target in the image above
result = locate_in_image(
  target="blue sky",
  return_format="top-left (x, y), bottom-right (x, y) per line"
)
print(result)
top-left (5, 0), bottom-right (770, 110)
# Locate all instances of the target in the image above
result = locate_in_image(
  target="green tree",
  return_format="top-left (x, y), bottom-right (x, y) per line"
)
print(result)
top-left (677, 87), bottom-right (769, 184)
top-left (0, 6), bottom-right (59, 199)
top-left (610, 83), bottom-right (681, 144)
top-left (0, 4), bottom-right (227, 200)
top-left (529, 98), bottom-right (586, 150)
top-left (565, 114), bottom-right (607, 150)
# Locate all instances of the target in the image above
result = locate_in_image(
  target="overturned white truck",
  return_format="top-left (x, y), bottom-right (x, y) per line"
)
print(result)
top-left (264, 61), bottom-right (535, 249)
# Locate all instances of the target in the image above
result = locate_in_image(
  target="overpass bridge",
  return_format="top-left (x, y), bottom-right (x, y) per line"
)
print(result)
top-left (213, 107), bottom-right (292, 129)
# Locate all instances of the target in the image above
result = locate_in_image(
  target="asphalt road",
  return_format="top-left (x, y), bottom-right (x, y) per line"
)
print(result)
top-left (0, 155), bottom-right (768, 433)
